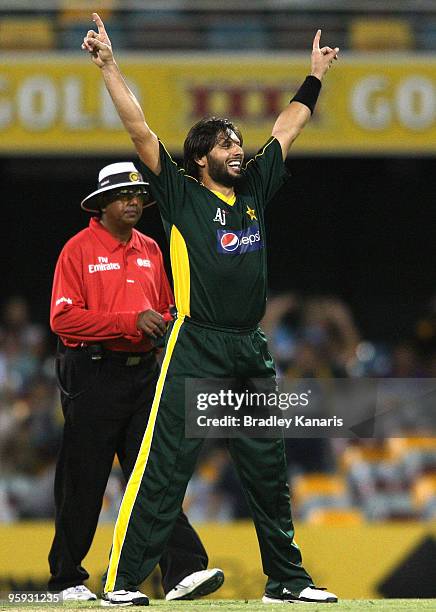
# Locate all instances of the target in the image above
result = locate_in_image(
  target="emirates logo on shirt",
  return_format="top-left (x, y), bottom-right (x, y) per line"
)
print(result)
top-left (88, 257), bottom-right (121, 274)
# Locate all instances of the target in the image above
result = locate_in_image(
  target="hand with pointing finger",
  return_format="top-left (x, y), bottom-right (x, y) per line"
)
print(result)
top-left (81, 12), bottom-right (114, 68)
top-left (311, 29), bottom-right (339, 81)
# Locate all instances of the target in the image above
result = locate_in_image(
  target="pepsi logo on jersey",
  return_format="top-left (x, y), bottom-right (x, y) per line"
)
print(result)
top-left (217, 225), bottom-right (263, 255)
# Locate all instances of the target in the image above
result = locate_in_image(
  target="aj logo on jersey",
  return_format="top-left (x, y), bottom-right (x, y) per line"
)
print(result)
top-left (213, 207), bottom-right (227, 226)
top-left (217, 224), bottom-right (263, 255)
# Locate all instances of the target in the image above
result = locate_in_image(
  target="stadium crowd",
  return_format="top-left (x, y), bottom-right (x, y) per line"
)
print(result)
top-left (0, 294), bottom-right (434, 525)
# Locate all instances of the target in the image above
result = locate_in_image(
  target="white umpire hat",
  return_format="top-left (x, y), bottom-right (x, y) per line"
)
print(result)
top-left (81, 162), bottom-right (153, 213)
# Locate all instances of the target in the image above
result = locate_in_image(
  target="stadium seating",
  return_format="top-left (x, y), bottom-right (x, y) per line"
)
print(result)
top-left (338, 438), bottom-right (436, 520)
top-left (362, 491), bottom-right (416, 521)
top-left (349, 18), bottom-right (414, 51)
top-left (0, 17), bottom-right (54, 50)
top-left (291, 473), bottom-right (352, 519)
top-left (123, 11), bottom-right (202, 51)
top-left (412, 474), bottom-right (436, 519)
top-left (2, 6), bottom-right (436, 52)
top-left (56, 4), bottom-right (124, 50)
top-left (206, 17), bottom-right (270, 50)
top-left (340, 444), bottom-right (394, 471)
top-left (388, 437), bottom-right (436, 482)
top-left (305, 507), bottom-right (364, 525)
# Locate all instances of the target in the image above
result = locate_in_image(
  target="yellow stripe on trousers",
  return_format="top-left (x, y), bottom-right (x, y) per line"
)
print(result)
top-left (104, 316), bottom-right (185, 593)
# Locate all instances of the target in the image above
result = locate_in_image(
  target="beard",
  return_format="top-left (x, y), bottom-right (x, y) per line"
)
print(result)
top-left (206, 154), bottom-right (243, 188)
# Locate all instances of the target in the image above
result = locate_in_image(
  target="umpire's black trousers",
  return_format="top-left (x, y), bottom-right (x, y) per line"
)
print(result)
top-left (48, 344), bottom-right (208, 593)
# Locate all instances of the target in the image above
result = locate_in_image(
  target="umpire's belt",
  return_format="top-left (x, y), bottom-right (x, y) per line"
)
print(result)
top-left (103, 349), bottom-right (155, 366)
top-left (72, 344), bottom-right (155, 366)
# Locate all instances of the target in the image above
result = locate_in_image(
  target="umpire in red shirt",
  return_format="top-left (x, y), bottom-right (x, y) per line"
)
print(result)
top-left (48, 162), bottom-right (223, 602)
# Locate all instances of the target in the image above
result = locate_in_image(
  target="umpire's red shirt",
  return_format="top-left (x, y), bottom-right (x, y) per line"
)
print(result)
top-left (51, 217), bottom-right (173, 352)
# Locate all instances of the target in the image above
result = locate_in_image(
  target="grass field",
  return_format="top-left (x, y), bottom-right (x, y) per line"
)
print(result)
top-left (1, 600), bottom-right (434, 612)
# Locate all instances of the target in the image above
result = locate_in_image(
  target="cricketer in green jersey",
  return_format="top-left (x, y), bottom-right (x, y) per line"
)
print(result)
top-left (83, 12), bottom-right (340, 607)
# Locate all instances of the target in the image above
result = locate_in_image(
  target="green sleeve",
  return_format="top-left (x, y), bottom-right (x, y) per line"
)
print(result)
top-left (242, 137), bottom-right (289, 208)
top-left (138, 141), bottom-right (187, 224)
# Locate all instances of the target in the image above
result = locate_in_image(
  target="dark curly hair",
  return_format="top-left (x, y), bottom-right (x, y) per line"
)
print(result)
top-left (183, 116), bottom-right (243, 180)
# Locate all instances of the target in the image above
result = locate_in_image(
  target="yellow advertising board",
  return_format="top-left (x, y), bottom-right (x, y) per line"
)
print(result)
top-left (1, 521), bottom-right (435, 599)
top-left (1, 54), bottom-right (436, 154)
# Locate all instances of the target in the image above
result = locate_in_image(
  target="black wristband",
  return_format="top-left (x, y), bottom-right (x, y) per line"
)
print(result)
top-left (290, 75), bottom-right (321, 114)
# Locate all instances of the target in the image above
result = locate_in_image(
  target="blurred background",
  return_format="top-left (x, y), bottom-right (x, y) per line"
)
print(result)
top-left (0, 0), bottom-right (435, 601)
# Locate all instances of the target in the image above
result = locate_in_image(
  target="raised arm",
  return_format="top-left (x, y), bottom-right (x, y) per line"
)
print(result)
top-left (82, 13), bottom-right (161, 174)
top-left (272, 30), bottom-right (339, 160)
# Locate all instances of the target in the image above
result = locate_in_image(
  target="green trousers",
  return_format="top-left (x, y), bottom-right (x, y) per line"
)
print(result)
top-left (104, 317), bottom-right (313, 598)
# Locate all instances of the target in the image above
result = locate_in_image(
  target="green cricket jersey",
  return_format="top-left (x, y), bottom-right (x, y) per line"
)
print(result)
top-left (139, 136), bottom-right (288, 329)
